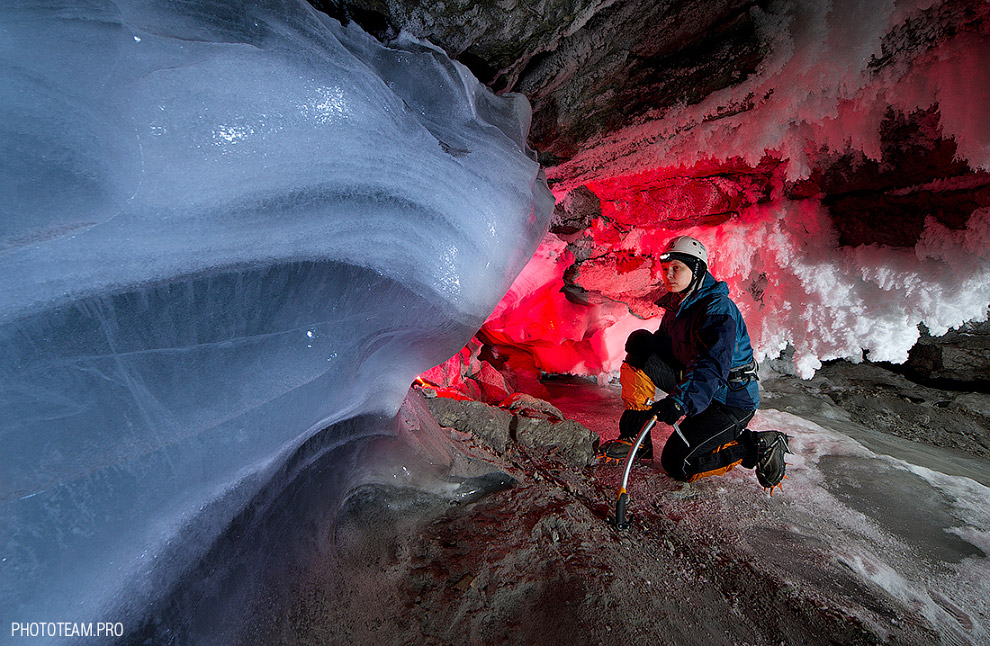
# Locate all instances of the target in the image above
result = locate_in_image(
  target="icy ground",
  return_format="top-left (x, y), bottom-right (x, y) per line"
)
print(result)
top-left (271, 370), bottom-right (990, 646)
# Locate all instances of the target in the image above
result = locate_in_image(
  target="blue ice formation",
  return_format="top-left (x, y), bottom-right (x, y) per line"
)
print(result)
top-left (0, 0), bottom-right (552, 635)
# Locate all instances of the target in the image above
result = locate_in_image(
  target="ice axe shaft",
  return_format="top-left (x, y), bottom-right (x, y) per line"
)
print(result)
top-left (613, 417), bottom-right (685, 529)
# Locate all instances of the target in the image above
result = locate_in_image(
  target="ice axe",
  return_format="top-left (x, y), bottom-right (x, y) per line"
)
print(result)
top-left (612, 415), bottom-right (687, 530)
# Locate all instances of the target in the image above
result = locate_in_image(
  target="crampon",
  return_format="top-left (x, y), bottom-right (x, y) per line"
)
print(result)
top-left (755, 431), bottom-right (792, 495)
top-left (595, 437), bottom-right (652, 465)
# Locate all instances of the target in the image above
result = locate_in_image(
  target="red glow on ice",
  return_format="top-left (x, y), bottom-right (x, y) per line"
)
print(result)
top-left (481, 158), bottom-right (788, 378)
top-left (587, 156), bottom-right (785, 232)
top-left (420, 156), bottom-right (794, 394)
top-left (418, 154), bottom-right (828, 390)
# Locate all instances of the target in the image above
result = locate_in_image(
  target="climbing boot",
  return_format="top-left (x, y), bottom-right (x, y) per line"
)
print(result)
top-left (597, 436), bottom-right (652, 464)
top-left (754, 431), bottom-right (791, 494)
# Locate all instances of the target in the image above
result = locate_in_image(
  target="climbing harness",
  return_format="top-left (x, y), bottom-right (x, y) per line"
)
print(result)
top-left (728, 358), bottom-right (759, 384)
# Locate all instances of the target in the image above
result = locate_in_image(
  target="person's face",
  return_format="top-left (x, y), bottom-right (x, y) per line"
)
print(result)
top-left (661, 259), bottom-right (693, 293)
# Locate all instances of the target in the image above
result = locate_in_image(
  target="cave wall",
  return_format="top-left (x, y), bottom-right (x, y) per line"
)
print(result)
top-left (313, 0), bottom-right (773, 161)
top-left (311, 0), bottom-right (990, 384)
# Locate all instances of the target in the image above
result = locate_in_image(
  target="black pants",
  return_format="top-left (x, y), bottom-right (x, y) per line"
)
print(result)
top-left (620, 353), bottom-right (757, 482)
top-left (660, 402), bottom-right (756, 481)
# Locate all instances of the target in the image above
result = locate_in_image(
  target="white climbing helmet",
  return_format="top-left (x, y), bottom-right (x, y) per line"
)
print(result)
top-left (659, 235), bottom-right (708, 265)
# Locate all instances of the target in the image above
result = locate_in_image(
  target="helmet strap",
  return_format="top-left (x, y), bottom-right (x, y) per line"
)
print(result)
top-left (682, 259), bottom-right (707, 298)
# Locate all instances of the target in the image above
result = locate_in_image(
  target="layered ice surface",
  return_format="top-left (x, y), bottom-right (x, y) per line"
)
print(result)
top-left (0, 0), bottom-right (551, 633)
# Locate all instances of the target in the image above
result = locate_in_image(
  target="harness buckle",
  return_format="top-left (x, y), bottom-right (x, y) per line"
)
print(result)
top-left (729, 359), bottom-right (759, 384)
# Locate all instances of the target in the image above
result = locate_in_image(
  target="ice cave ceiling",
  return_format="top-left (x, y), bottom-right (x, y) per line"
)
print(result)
top-left (314, 0), bottom-right (990, 383)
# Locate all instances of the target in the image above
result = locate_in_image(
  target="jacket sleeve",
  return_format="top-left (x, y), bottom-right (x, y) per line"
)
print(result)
top-left (669, 307), bottom-right (735, 417)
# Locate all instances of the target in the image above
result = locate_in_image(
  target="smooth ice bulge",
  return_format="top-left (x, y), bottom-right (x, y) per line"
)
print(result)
top-left (0, 0), bottom-right (552, 629)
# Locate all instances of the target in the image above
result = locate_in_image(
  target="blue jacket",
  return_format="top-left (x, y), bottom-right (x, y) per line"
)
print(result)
top-left (654, 273), bottom-right (759, 416)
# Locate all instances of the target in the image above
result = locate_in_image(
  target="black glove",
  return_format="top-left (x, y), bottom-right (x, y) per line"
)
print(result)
top-left (624, 329), bottom-right (654, 355)
top-left (650, 397), bottom-right (684, 425)
top-left (624, 329), bottom-right (654, 369)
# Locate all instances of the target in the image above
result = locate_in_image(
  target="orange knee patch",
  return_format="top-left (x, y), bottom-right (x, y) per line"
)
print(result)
top-left (687, 459), bottom-right (743, 482)
top-left (686, 440), bottom-right (742, 482)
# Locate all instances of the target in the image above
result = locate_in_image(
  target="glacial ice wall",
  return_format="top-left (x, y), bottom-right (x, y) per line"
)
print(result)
top-left (0, 0), bottom-right (551, 632)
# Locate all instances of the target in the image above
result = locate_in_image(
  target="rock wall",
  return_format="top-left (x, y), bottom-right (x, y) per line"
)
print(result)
top-left (905, 319), bottom-right (990, 388)
top-left (312, 0), bottom-right (990, 382)
top-left (311, 0), bottom-right (770, 162)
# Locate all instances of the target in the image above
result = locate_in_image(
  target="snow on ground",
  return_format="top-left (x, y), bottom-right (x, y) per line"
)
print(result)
top-left (279, 379), bottom-right (989, 645)
top-left (710, 409), bottom-right (989, 643)
top-left (543, 379), bottom-right (990, 644)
